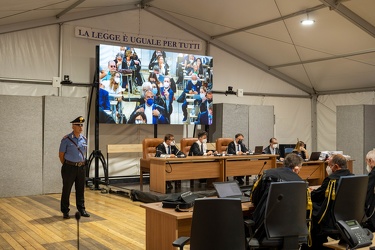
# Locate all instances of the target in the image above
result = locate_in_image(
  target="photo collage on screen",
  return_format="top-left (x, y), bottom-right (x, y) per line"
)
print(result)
top-left (97, 44), bottom-right (213, 125)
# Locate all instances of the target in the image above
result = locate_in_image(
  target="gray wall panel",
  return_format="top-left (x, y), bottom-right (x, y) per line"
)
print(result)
top-left (43, 96), bottom-right (87, 194)
top-left (249, 105), bottom-right (274, 150)
top-left (337, 105), bottom-right (364, 174)
top-left (364, 105), bottom-right (375, 161)
top-left (0, 96), bottom-right (43, 197)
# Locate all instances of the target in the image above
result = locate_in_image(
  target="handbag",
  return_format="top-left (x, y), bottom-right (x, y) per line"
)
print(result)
top-left (162, 191), bottom-right (197, 209)
top-left (176, 92), bottom-right (186, 103)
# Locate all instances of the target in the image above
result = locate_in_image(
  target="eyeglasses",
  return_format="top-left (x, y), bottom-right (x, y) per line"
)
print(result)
top-left (74, 124), bottom-right (84, 127)
top-left (145, 96), bottom-right (154, 99)
top-left (109, 65), bottom-right (116, 68)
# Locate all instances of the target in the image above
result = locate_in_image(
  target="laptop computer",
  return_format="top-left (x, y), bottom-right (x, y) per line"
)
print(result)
top-left (307, 151), bottom-right (321, 161)
top-left (253, 146), bottom-right (263, 155)
top-left (213, 181), bottom-right (250, 203)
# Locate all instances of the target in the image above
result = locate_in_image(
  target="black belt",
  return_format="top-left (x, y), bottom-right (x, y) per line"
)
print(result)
top-left (65, 160), bottom-right (86, 167)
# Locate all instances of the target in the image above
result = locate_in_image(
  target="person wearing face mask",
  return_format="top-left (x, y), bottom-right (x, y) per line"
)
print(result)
top-left (227, 133), bottom-right (250, 185)
top-left (182, 73), bottom-right (202, 122)
top-left (128, 90), bottom-right (169, 124)
top-left (161, 76), bottom-right (174, 120)
top-left (262, 137), bottom-right (284, 161)
top-left (155, 134), bottom-right (185, 189)
top-left (133, 112), bottom-right (147, 124)
top-left (364, 150), bottom-right (375, 231)
top-left (188, 131), bottom-right (215, 156)
top-left (309, 154), bottom-right (353, 249)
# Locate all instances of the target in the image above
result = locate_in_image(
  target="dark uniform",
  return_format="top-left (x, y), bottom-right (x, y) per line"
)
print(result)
top-left (59, 116), bottom-right (90, 219)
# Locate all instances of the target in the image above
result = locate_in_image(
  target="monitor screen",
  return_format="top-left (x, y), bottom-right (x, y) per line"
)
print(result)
top-left (97, 44), bottom-right (213, 125)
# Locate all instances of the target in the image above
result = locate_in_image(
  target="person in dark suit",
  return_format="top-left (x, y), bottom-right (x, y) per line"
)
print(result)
top-left (365, 150), bottom-right (375, 231)
top-left (262, 137), bottom-right (284, 161)
top-left (195, 103), bottom-right (213, 125)
top-left (309, 154), bottom-right (353, 249)
top-left (251, 153), bottom-right (303, 241)
top-left (128, 90), bottom-right (169, 124)
top-left (227, 133), bottom-right (249, 185)
top-left (155, 134), bottom-right (185, 189)
top-left (98, 83), bottom-right (116, 124)
top-left (189, 131), bottom-right (217, 184)
top-left (188, 131), bottom-right (215, 156)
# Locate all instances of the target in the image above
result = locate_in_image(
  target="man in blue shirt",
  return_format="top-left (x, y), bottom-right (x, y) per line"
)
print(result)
top-left (59, 116), bottom-right (90, 219)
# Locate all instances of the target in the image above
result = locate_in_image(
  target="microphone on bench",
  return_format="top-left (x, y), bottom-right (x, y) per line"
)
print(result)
top-left (174, 144), bottom-right (186, 158)
top-left (305, 164), bottom-right (322, 182)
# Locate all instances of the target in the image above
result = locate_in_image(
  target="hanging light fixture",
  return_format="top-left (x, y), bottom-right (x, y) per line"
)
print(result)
top-left (301, 12), bottom-right (315, 25)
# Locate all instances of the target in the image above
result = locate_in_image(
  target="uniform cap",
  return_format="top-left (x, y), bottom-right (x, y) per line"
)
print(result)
top-left (70, 116), bottom-right (85, 124)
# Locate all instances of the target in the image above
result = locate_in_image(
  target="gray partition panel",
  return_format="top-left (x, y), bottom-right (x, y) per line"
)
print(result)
top-left (43, 96), bottom-right (87, 194)
top-left (248, 105), bottom-right (274, 150)
top-left (337, 105), bottom-right (364, 174)
top-left (0, 96), bottom-right (43, 197)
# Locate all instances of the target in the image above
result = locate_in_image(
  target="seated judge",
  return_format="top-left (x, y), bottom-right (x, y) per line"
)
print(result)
top-left (293, 140), bottom-right (309, 160)
top-left (227, 133), bottom-right (249, 185)
top-left (188, 131), bottom-right (215, 156)
top-left (155, 134), bottom-right (184, 189)
top-left (263, 137), bottom-right (284, 161)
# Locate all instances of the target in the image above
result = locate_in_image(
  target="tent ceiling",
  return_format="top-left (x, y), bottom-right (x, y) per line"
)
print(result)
top-left (0, 0), bottom-right (374, 95)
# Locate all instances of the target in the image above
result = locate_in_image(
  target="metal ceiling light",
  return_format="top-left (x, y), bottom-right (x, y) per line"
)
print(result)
top-left (301, 12), bottom-right (315, 25)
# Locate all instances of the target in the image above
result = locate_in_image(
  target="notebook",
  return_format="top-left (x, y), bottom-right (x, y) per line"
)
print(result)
top-left (213, 181), bottom-right (250, 203)
top-left (253, 146), bottom-right (263, 155)
top-left (307, 151), bottom-right (321, 161)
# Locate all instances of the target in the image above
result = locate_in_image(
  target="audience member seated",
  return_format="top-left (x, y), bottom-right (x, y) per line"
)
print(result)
top-left (365, 149), bottom-right (375, 231)
top-left (155, 134), bottom-right (185, 189)
top-left (101, 60), bottom-right (118, 82)
top-left (263, 137), bottom-right (284, 161)
top-left (308, 154), bottom-right (353, 249)
top-left (293, 140), bottom-right (309, 160)
top-left (128, 90), bottom-right (169, 124)
top-left (182, 73), bottom-right (202, 122)
top-left (251, 154), bottom-right (304, 240)
top-left (148, 50), bottom-right (166, 70)
top-left (98, 82), bottom-right (115, 124)
top-left (227, 133), bottom-right (250, 185)
top-left (195, 103), bottom-right (213, 125)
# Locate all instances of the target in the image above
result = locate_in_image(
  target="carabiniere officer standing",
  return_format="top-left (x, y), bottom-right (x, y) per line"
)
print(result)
top-left (59, 116), bottom-right (90, 219)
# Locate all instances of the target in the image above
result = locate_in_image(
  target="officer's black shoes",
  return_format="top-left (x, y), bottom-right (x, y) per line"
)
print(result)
top-left (79, 210), bottom-right (90, 217)
top-left (63, 213), bottom-right (70, 219)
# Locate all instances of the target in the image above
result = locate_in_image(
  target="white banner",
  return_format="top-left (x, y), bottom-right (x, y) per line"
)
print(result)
top-left (75, 26), bottom-right (202, 51)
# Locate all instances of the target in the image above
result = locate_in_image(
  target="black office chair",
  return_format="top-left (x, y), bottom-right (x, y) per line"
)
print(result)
top-left (172, 198), bottom-right (247, 250)
top-left (317, 175), bottom-right (369, 239)
top-left (249, 181), bottom-right (308, 250)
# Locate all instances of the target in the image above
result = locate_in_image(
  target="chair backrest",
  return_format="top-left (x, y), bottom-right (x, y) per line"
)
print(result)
top-left (284, 147), bottom-right (294, 154)
top-left (190, 198), bottom-right (246, 250)
top-left (142, 138), bottom-right (164, 159)
top-left (180, 138), bottom-right (197, 155)
top-left (265, 181), bottom-right (308, 238)
top-left (333, 175), bottom-right (369, 223)
top-left (216, 138), bottom-right (233, 153)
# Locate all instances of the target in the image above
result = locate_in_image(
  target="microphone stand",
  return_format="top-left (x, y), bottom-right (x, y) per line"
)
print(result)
top-left (75, 211), bottom-right (81, 249)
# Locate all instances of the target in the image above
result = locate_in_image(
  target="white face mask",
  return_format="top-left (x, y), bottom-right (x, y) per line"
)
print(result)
top-left (367, 165), bottom-right (372, 173)
top-left (272, 144), bottom-right (278, 149)
top-left (200, 93), bottom-right (205, 99)
top-left (135, 120), bottom-right (144, 124)
top-left (114, 77), bottom-right (120, 83)
top-left (202, 139), bottom-right (207, 143)
top-left (164, 82), bottom-right (170, 89)
top-left (326, 165), bottom-right (333, 176)
top-left (170, 140), bottom-right (176, 146)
